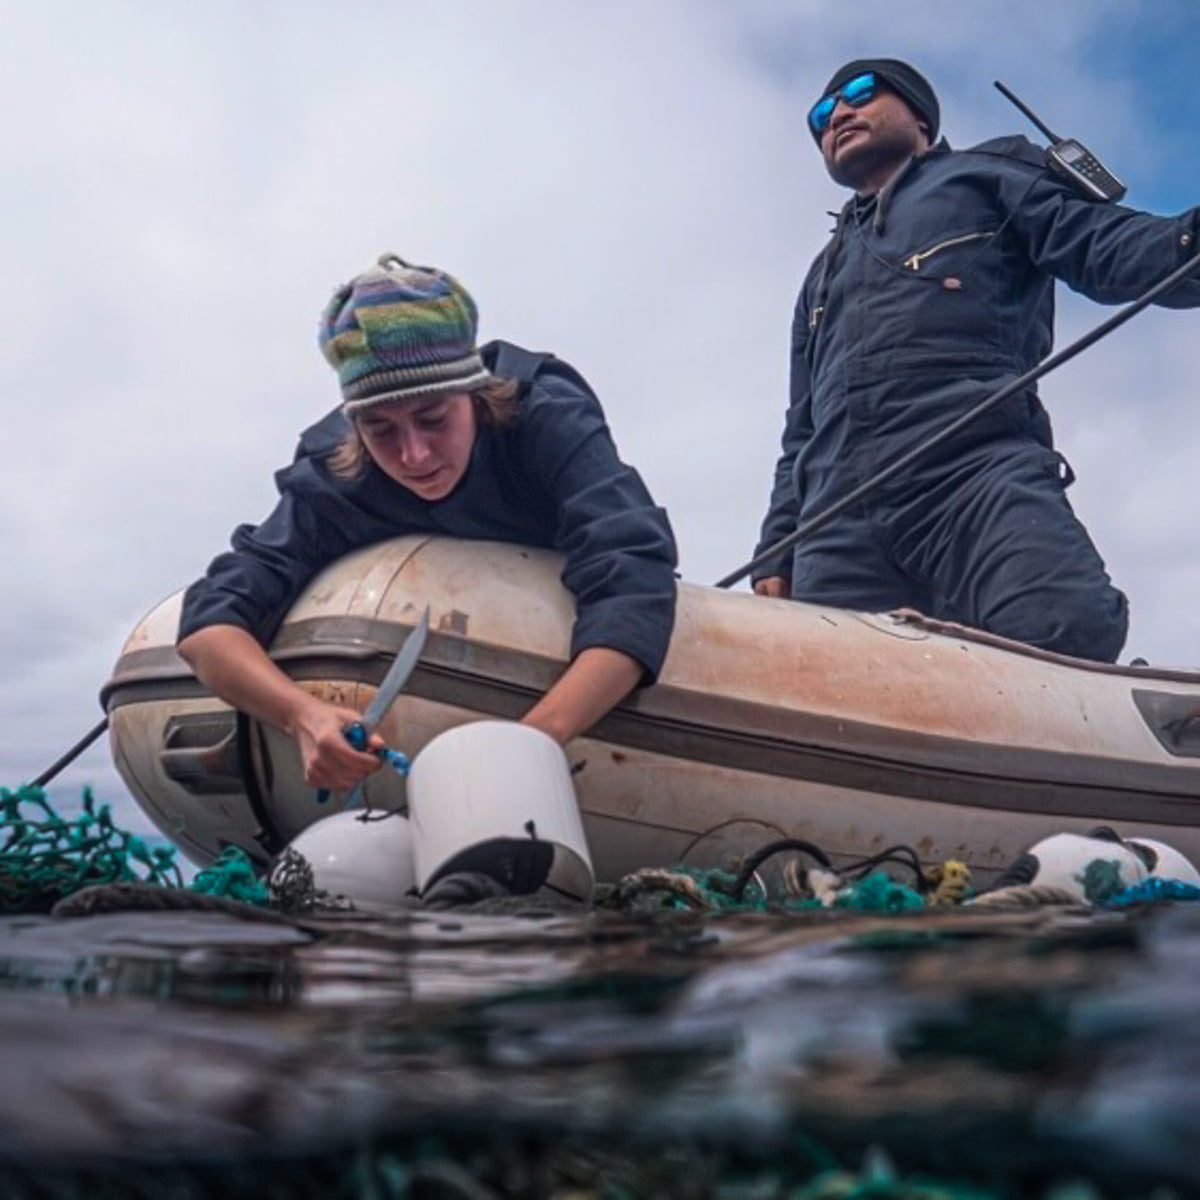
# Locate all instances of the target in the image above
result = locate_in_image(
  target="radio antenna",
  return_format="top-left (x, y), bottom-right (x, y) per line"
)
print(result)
top-left (993, 80), bottom-right (1061, 143)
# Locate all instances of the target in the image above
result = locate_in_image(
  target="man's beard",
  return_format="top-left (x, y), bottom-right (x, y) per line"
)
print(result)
top-left (826, 126), bottom-right (917, 192)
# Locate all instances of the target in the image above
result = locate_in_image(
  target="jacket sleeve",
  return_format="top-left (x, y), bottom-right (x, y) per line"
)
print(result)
top-left (1000, 156), bottom-right (1200, 308)
top-left (751, 290), bottom-right (814, 588)
top-left (177, 454), bottom-right (383, 647)
top-left (517, 372), bottom-right (678, 683)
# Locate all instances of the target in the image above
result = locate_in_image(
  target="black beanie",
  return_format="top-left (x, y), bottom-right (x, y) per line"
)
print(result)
top-left (811, 58), bottom-right (940, 145)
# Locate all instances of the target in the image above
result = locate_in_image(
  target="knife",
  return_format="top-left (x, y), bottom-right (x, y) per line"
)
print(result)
top-left (316, 605), bottom-right (431, 807)
top-left (358, 605), bottom-right (431, 737)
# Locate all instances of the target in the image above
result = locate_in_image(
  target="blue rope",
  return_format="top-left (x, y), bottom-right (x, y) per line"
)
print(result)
top-left (1104, 876), bottom-right (1200, 907)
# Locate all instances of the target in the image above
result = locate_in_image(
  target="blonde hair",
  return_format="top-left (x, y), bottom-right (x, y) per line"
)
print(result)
top-left (325, 378), bottom-right (520, 481)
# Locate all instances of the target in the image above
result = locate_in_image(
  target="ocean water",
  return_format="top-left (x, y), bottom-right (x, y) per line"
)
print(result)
top-left (0, 889), bottom-right (1197, 1198)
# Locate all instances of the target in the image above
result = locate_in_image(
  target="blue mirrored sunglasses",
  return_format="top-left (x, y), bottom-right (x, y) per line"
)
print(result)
top-left (808, 71), bottom-right (878, 135)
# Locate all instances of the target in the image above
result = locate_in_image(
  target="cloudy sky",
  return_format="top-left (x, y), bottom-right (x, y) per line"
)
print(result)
top-left (3, 0), bottom-right (1197, 833)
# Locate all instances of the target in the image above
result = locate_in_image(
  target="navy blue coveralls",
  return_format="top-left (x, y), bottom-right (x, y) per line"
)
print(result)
top-left (179, 341), bottom-right (679, 681)
top-left (754, 136), bottom-right (1200, 662)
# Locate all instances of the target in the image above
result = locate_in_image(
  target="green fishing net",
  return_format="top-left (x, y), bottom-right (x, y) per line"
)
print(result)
top-left (0, 784), bottom-right (181, 913)
top-left (0, 784), bottom-right (270, 914)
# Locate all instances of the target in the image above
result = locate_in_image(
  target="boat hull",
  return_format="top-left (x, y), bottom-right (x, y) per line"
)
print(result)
top-left (103, 537), bottom-right (1200, 886)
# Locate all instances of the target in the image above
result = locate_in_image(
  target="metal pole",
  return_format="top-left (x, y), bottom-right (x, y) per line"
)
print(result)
top-left (30, 717), bottom-right (110, 788)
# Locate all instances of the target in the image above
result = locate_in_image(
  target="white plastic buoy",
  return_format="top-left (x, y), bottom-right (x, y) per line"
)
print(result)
top-left (276, 809), bottom-right (416, 906)
top-left (988, 830), bottom-right (1149, 903)
top-left (407, 720), bottom-right (594, 902)
top-left (1125, 837), bottom-right (1200, 886)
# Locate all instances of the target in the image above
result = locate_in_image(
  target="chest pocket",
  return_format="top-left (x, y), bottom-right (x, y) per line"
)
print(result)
top-left (902, 229), bottom-right (997, 275)
top-left (885, 224), bottom-right (1014, 372)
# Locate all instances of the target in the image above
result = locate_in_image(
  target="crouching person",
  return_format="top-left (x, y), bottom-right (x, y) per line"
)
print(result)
top-left (176, 253), bottom-right (678, 810)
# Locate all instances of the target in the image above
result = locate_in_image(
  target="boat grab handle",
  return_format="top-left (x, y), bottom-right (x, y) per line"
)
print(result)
top-left (1133, 689), bottom-right (1200, 759)
top-left (159, 712), bottom-right (245, 794)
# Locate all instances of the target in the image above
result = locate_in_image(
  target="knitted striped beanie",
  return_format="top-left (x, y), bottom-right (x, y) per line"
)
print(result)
top-left (319, 253), bottom-right (496, 414)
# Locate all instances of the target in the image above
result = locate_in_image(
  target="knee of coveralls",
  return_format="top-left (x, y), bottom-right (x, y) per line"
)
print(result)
top-left (988, 577), bottom-right (1129, 663)
top-left (895, 444), bottom-right (1130, 663)
top-left (789, 504), bottom-right (934, 614)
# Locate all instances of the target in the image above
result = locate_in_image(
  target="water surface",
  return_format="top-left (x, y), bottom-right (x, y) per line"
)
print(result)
top-left (0, 897), bottom-right (1196, 1196)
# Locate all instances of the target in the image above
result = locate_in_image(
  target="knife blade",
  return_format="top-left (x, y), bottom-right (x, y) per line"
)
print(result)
top-left (359, 605), bottom-right (431, 735)
top-left (315, 606), bottom-right (430, 808)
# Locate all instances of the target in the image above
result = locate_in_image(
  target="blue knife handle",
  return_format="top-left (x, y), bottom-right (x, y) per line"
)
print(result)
top-left (314, 722), bottom-right (372, 804)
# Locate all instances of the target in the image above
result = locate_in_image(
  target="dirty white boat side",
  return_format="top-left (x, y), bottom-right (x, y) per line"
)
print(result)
top-left (102, 537), bottom-right (1200, 885)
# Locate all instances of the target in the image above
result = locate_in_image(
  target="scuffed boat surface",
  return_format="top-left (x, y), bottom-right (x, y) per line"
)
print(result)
top-left (104, 537), bottom-right (1200, 882)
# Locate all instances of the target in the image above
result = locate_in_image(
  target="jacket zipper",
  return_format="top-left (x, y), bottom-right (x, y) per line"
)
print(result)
top-left (903, 230), bottom-right (995, 271)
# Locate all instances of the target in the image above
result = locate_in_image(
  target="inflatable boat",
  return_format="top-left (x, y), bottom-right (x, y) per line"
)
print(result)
top-left (102, 536), bottom-right (1200, 886)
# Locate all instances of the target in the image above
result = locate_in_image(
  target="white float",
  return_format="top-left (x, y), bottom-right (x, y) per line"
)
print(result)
top-left (277, 809), bottom-right (417, 907)
top-left (1125, 836), bottom-right (1200, 886)
top-left (407, 720), bottom-right (594, 902)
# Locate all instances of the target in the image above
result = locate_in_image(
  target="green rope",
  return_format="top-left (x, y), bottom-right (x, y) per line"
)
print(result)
top-left (191, 846), bottom-right (271, 907)
top-left (676, 864), bottom-right (770, 912)
top-left (3, 785), bottom-right (928, 918)
top-left (793, 1167), bottom-right (1000, 1199)
top-left (0, 1133), bottom-right (1115, 1198)
top-left (634, 865), bottom-right (926, 914)
top-left (0, 786), bottom-right (279, 913)
top-left (838, 872), bottom-right (925, 913)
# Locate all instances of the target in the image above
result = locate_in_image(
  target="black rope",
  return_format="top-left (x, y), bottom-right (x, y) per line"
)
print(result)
top-left (717, 246), bottom-right (1200, 588)
top-left (729, 838), bottom-right (833, 901)
top-left (729, 838), bottom-right (933, 903)
top-left (839, 844), bottom-right (928, 890)
top-left (30, 717), bottom-right (110, 788)
top-left (50, 881), bottom-right (292, 922)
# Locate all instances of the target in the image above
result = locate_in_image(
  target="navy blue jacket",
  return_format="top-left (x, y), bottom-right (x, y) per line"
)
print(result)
top-left (755, 136), bottom-right (1200, 586)
top-left (179, 341), bottom-right (678, 680)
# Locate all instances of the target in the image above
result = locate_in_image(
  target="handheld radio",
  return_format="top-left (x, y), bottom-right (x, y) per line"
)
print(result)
top-left (994, 80), bottom-right (1126, 203)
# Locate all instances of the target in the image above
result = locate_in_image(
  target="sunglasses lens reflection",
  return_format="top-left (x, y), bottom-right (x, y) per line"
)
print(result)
top-left (808, 97), bottom-right (835, 133)
top-left (842, 73), bottom-right (875, 104)
top-left (809, 72), bottom-right (877, 134)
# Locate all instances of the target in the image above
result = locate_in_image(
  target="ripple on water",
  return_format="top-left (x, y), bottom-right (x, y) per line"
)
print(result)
top-left (0, 903), bottom-right (1196, 1193)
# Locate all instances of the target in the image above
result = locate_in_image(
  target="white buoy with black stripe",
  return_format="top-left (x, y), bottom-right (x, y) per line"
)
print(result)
top-left (407, 721), bottom-right (594, 903)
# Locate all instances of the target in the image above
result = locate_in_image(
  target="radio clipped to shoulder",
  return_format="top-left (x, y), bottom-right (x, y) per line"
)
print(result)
top-left (994, 80), bottom-right (1126, 203)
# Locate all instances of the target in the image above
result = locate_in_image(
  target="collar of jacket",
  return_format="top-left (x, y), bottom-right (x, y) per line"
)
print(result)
top-left (855, 137), bottom-right (953, 235)
top-left (811, 137), bottom-right (955, 332)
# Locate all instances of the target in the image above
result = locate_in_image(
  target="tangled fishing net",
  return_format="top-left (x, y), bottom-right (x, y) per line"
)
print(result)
top-left (0, 784), bottom-right (182, 913)
top-left (0, 1125), bottom-right (1179, 1199)
top-left (2, 785), bottom-right (1197, 1200)
top-left (0, 784), bottom-right (268, 915)
top-left (1, 783), bottom-right (945, 919)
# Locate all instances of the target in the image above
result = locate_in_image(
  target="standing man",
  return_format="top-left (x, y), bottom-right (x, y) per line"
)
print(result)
top-left (752, 58), bottom-right (1200, 661)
